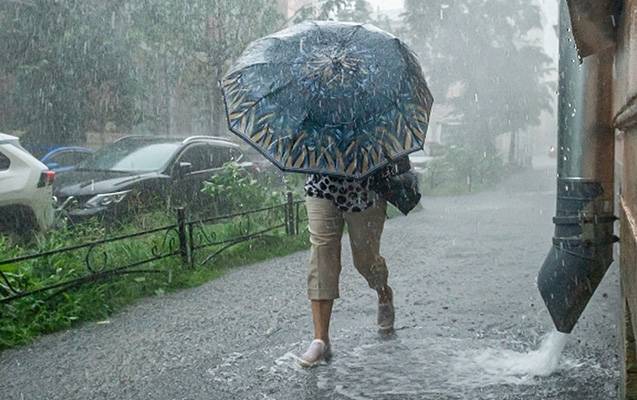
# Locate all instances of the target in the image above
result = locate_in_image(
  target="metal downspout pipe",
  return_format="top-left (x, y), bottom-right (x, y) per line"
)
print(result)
top-left (536, 0), bottom-right (616, 334)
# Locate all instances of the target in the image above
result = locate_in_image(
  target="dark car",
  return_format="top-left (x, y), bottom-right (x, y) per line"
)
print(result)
top-left (54, 135), bottom-right (248, 222)
top-left (41, 146), bottom-right (94, 173)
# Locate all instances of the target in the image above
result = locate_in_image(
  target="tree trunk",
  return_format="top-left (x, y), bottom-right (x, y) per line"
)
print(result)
top-left (161, 55), bottom-right (171, 136)
top-left (205, 89), bottom-right (212, 134)
top-left (508, 130), bottom-right (518, 165)
top-left (211, 66), bottom-right (225, 136)
top-left (168, 94), bottom-right (176, 136)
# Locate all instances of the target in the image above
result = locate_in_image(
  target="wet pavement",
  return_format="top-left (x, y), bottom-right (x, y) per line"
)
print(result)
top-left (0, 160), bottom-right (620, 400)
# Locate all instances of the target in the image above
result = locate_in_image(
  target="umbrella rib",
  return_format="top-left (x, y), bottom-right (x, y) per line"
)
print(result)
top-left (338, 23), bottom-right (364, 48)
top-left (311, 20), bottom-right (325, 43)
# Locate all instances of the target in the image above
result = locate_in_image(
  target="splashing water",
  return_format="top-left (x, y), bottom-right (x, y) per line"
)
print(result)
top-left (453, 330), bottom-right (575, 387)
top-left (264, 332), bottom-right (608, 399)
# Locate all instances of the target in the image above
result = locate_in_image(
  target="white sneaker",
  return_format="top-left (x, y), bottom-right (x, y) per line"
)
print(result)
top-left (297, 339), bottom-right (331, 368)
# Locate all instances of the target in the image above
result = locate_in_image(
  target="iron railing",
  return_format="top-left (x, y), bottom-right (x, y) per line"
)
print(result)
top-left (0, 193), bottom-right (307, 304)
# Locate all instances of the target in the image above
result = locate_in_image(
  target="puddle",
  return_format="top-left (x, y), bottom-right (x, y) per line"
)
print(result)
top-left (267, 331), bottom-right (615, 400)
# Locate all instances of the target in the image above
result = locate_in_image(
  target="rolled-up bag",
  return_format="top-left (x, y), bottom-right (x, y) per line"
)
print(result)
top-left (369, 156), bottom-right (421, 215)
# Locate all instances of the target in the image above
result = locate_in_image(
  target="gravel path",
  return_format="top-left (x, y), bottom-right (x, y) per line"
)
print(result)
top-left (0, 162), bottom-right (620, 400)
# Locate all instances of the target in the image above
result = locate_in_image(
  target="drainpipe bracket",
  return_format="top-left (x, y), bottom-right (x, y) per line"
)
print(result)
top-left (552, 236), bottom-right (617, 248)
top-left (552, 215), bottom-right (618, 225)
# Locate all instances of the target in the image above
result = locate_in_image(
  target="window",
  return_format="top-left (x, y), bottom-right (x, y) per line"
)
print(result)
top-left (177, 145), bottom-right (212, 172)
top-left (212, 147), bottom-right (243, 168)
top-left (79, 140), bottom-right (181, 172)
top-left (228, 148), bottom-right (243, 163)
top-left (50, 151), bottom-right (91, 167)
top-left (213, 147), bottom-right (232, 167)
top-left (0, 151), bottom-right (10, 171)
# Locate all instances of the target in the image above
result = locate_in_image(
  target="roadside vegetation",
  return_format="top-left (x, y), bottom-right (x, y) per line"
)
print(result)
top-left (0, 165), bottom-right (310, 350)
top-left (419, 145), bottom-right (506, 196)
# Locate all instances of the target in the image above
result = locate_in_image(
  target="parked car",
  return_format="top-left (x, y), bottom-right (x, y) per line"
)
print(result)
top-left (41, 146), bottom-right (94, 173)
top-left (0, 133), bottom-right (55, 234)
top-left (54, 135), bottom-right (250, 222)
top-left (408, 150), bottom-right (435, 176)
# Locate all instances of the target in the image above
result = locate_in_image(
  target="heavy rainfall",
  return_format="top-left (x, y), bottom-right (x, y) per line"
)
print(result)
top-left (0, 0), bottom-right (629, 399)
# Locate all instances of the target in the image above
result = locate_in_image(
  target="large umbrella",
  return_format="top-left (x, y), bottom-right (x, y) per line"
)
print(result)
top-left (221, 21), bottom-right (434, 179)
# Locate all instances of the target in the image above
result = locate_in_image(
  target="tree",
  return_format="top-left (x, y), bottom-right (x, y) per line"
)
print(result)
top-left (292, 0), bottom-right (389, 28)
top-left (0, 0), bottom-right (284, 145)
top-left (402, 0), bottom-right (554, 164)
top-left (0, 0), bottom-right (137, 149)
top-left (336, 0), bottom-right (373, 22)
top-left (126, 0), bottom-right (284, 136)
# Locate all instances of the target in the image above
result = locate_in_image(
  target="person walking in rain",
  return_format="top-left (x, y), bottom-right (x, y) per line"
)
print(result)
top-left (221, 20), bottom-right (432, 368)
top-left (297, 173), bottom-right (394, 367)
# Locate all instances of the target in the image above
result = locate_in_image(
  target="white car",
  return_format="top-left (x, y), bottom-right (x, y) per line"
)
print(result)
top-left (408, 150), bottom-right (435, 175)
top-left (0, 133), bottom-right (55, 234)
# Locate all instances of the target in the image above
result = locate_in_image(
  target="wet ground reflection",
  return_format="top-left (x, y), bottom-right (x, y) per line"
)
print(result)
top-left (265, 329), bottom-right (616, 400)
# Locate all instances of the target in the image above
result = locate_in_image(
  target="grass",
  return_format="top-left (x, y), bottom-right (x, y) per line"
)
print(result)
top-left (0, 206), bottom-right (310, 351)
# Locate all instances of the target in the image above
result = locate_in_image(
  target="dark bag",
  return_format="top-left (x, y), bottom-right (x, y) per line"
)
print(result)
top-left (370, 156), bottom-right (422, 215)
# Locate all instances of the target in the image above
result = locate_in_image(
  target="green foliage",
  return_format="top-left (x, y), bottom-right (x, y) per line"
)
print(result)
top-left (445, 145), bottom-right (503, 184)
top-left (202, 163), bottom-right (284, 214)
top-left (334, 0), bottom-right (373, 22)
top-left (0, 0), bottom-right (138, 147)
top-left (421, 145), bottom-right (503, 195)
top-left (0, 0), bottom-right (284, 146)
top-left (0, 168), bottom-right (310, 351)
top-left (421, 156), bottom-right (453, 191)
top-left (403, 0), bottom-right (554, 155)
top-left (126, 0), bottom-right (284, 135)
top-left (0, 205), bottom-right (310, 350)
top-left (293, 0), bottom-right (392, 31)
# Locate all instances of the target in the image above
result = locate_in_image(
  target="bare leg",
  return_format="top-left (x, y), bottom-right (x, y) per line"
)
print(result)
top-left (311, 299), bottom-right (334, 342)
top-left (298, 299), bottom-right (334, 367)
top-left (377, 285), bottom-right (393, 303)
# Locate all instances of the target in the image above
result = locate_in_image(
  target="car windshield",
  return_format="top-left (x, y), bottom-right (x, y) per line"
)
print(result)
top-left (78, 139), bottom-right (180, 172)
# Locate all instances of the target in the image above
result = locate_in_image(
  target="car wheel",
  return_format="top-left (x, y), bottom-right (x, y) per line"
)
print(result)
top-left (0, 205), bottom-right (38, 239)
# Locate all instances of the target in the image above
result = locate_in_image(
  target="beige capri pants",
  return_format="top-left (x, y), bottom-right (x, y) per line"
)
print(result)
top-left (305, 195), bottom-right (389, 300)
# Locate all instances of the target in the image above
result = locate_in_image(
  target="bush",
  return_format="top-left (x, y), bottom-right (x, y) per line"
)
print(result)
top-left (422, 156), bottom-right (453, 190)
top-left (201, 162), bottom-right (284, 215)
top-left (0, 169), bottom-right (312, 349)
top-left (0, 205), bottom-right (310, 350)
top-left (421, 145), bottom-right (504, 195)
top-left (427, 142), bottom-right (447, 157)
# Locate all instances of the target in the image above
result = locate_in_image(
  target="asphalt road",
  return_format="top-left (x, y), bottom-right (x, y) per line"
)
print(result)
top-left (0, 160), bottom-right (620, 400)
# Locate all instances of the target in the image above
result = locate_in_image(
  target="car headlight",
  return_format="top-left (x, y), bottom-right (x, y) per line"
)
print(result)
top-left (85, 190), bottom-right (131, 208)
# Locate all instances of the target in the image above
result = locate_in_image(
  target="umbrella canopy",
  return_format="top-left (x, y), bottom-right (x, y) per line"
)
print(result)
top-left (222, 21), bottom-right (434, 179)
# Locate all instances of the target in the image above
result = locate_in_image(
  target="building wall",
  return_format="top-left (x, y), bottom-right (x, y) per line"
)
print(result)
top-left (614, 0), bottom-right (637, 398)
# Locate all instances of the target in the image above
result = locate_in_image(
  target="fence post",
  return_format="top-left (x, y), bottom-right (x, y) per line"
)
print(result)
top-left (295, 201), bottom-right (300, 236)
top-left (176, 207), bottom-right (189, 265)
top-left (286, 191), bottom-right (295, 236)
top-left (188, 221), bottom-right (195, 269)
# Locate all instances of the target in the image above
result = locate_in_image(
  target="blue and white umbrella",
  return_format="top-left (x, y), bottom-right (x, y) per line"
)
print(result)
top-left (222, 20), bottom-right (434, 179)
